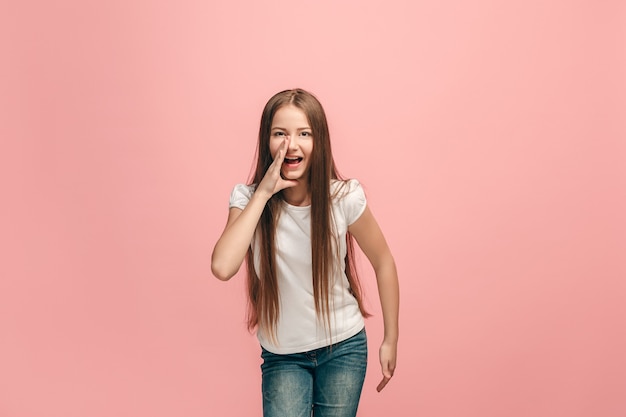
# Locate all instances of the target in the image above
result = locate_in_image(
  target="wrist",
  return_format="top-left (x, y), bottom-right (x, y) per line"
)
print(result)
top-left (251, 189), bottom-right (272, 204)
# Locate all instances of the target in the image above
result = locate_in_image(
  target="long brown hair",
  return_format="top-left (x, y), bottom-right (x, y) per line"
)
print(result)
top-left (246, 89), bottom-right (369, 340)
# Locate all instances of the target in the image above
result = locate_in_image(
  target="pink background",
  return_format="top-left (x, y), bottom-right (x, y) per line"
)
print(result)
top-left (2, 1), bottom-right (625, 416)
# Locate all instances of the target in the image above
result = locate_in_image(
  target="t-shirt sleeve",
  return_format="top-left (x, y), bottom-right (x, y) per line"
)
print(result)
top-left (342, 179), bottom-right (367, 225)
top-left (229, 184), bottom-right (255, 210)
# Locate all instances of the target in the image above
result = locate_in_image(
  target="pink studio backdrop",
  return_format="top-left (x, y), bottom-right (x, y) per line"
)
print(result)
top-left (1, 1), bottom-right (624, 416)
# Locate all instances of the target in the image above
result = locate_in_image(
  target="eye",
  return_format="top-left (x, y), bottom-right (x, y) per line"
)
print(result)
top-left (272, 131), bottom-right (286, 137)
top-left (300, 131), bottom-right (312, 137)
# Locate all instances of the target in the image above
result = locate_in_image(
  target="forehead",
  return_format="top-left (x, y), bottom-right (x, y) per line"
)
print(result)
top-left (271, 105), bottom-right (310, 127)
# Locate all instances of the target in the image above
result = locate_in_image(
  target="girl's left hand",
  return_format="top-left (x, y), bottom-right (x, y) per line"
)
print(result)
top-left (377, 340), bottom-right (397, 392)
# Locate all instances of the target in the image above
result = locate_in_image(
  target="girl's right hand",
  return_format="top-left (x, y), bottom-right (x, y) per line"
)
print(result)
top-left (255, 137), bottom-right (298, 199)
top-left (211, 138), bottom-right (298, 281)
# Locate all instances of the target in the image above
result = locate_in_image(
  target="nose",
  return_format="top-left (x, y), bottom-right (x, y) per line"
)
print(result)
top-left (287, 134), bottom-right (299, 150)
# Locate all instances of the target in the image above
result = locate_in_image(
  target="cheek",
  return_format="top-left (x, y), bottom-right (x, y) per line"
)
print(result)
top-left (268, 141), bottom-right (280, 158)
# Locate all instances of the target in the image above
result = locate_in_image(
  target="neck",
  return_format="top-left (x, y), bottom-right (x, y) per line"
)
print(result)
top-left (282, 181), bottom-right (310, 206)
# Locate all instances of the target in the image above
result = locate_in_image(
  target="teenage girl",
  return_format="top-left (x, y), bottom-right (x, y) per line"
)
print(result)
top-left (212, 89), bottom-right (399, 417)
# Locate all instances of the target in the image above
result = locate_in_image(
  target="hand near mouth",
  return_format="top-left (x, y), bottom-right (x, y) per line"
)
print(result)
top-left (256, 137), bottom-right (298, 199)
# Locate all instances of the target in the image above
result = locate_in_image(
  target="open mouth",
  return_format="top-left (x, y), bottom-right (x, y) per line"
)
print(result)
top-left (284, 157), bottom-right (303, 166)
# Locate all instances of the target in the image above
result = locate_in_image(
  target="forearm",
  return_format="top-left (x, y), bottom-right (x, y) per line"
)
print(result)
top-left (211, 192), bottom-right (270, 280)
top-left (375, 260), bottom-right (399, 342)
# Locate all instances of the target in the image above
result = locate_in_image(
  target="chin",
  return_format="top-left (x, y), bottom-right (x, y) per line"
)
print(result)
top-left (283, 171), bottom-right (302, 180)
top-left (282, 166), bottom-right (311, 182)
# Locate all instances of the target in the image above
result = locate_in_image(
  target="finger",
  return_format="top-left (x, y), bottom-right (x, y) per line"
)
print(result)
top-left (272, 137), bottom-right (290, 165)
top-left (376, 357), bottom-right (394, 392)
top-left (376, 375), bottom-right (391, 392)
top-left (268, 139), bottom-right (289, 180)
top-left (278, 179), bottom-right (299, 190)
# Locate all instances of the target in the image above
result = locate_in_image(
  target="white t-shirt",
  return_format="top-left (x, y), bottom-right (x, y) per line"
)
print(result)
top-left (229, 179), bottom-right (367, 354)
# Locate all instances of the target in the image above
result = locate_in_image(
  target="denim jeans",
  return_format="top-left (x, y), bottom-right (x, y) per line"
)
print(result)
top-left (261, 328), bottom-right (368, 417)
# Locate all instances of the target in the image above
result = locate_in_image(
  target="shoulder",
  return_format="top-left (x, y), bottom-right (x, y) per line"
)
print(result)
top-left (331, 178), bottom-right (365, 199)
top-left (331, 179), bottom-right (367, 225)
top-left (229, 183), bottom-right (257, 209)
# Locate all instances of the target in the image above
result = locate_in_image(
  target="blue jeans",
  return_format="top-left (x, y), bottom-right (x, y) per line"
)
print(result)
top-left (261, 328), bottom-right (368, 417)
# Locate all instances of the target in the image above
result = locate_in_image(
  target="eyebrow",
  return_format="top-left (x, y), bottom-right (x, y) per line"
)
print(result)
top-left (271, 127), bottom-right (311, 131)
